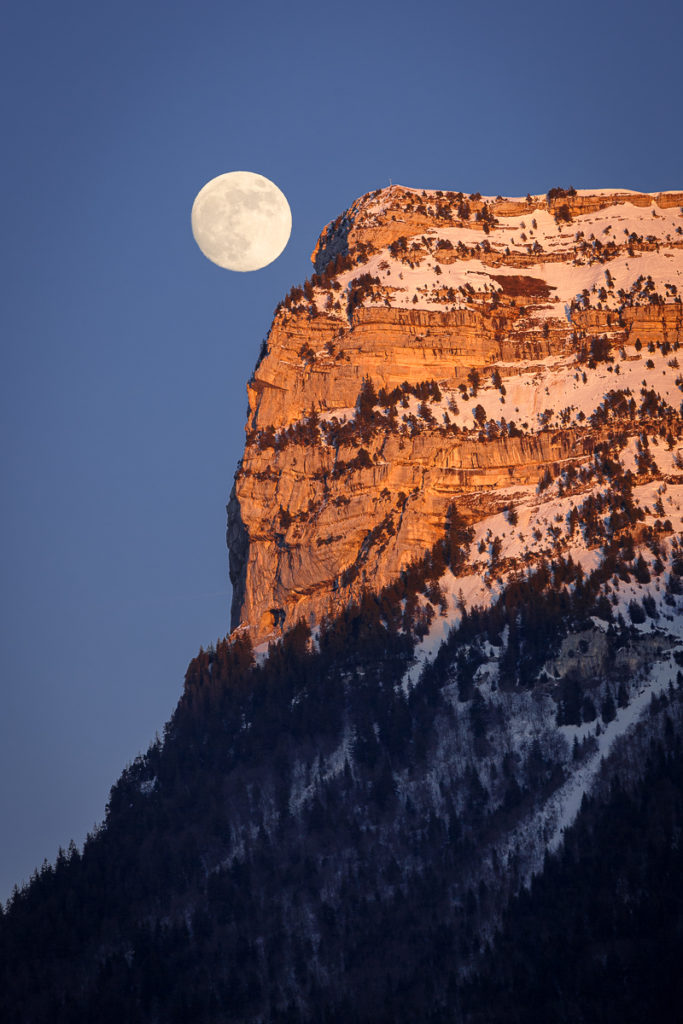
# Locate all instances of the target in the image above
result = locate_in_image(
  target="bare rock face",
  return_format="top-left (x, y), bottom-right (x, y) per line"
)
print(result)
top-left (228, 185), bottom-right (683, 641)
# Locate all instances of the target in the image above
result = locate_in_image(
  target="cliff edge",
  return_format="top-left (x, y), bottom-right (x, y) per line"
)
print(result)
top-left (228, 185), bottom-right (683, 641)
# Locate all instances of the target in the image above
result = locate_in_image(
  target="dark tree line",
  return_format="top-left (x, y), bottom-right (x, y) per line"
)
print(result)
top-left (2, 505), bottom-right (682, 1022)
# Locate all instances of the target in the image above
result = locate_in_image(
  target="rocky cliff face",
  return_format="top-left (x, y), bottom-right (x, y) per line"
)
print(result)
top-left (228, 185), bottom-right (683, 640)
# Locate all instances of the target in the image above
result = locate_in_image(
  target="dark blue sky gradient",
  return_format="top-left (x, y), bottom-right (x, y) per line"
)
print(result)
top-left (1, 0), bottom-right (681, 899)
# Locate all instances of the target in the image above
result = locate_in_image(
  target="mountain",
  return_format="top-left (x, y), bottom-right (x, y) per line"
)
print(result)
top-left (3, 184), bottom-right (683, 1023)
top-left (229, 184), bottom-right (683, 640)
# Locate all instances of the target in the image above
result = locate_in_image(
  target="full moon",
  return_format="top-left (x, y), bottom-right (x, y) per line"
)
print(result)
top-left (191, 171), bottom-right (292, 272)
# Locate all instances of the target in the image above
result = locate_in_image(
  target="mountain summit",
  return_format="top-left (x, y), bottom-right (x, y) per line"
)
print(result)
top-left (3, 185), bottom-right (683, 1023)
top-left (229, 185), bottom-right (683, 641)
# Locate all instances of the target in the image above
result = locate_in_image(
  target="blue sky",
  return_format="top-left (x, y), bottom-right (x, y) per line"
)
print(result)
top-left (1, 0), bottom-right (681, 899)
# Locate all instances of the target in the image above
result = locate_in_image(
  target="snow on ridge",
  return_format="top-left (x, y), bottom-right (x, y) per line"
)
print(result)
top-left (325, 196), bottom-right (682, 322)
top-left (400, 468), bottom-right (683, 696)
top-left (362, 185), bottom-right (679, 209)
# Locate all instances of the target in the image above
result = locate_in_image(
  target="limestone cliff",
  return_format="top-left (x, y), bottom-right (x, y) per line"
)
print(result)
top-left (228, 185), bottom-right (683, 641)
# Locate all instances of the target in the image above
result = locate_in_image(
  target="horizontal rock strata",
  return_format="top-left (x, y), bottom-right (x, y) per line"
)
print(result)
top-left (228, 186), bottom-right (683, 640)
